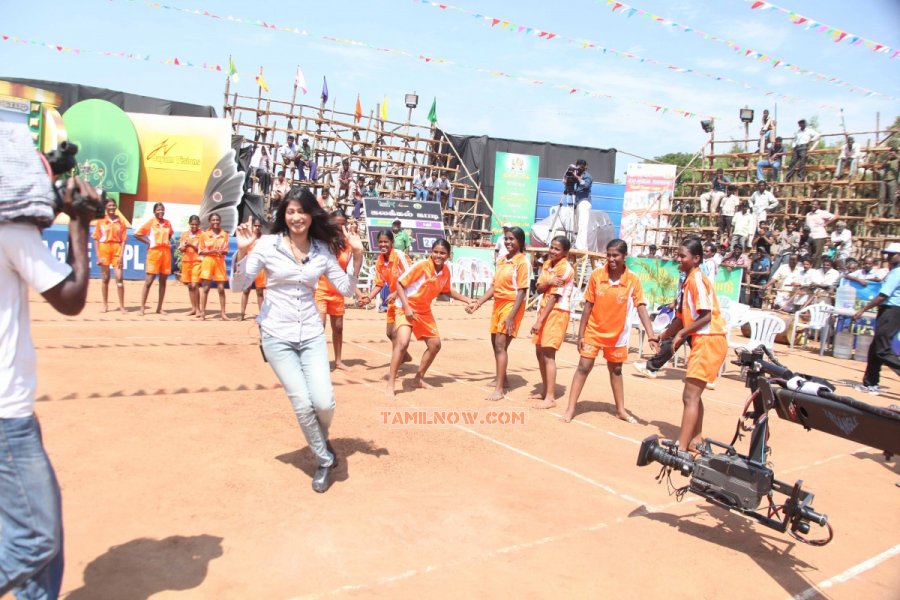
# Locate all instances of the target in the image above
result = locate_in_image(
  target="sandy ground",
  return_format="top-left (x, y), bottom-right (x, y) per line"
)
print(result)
top-left (6, 279), bottom-right (899, 599)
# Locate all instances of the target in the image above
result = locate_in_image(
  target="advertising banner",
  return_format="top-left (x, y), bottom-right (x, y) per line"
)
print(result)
top-left (491, 151), bottom-right (539, 242)
top-left (364, 197), bottom-right (444, 253)
top-left (625, 257), bottom-right (742, 308)
top-left (621, 163), bottom-right (676, 250)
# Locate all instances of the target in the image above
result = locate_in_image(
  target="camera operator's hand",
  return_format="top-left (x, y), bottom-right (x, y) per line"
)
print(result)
top-left (60, 177), bottom-right (101, 223)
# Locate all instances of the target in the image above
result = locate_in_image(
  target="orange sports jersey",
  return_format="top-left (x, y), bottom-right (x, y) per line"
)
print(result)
top-left (92, 217), bottom-right (127, 243)
top-left (677, 268), bottom-right (727, 336)
top-left (397, 258), bottom-right (451, 314)
top-left (374, 249), bottom-right (411, 292)
top-left (199, 228), bottom-right (229, 255)
top-left (316, 244), bottom-right (353, 297)
top-left (492, 252), bottom-right (529, 301)
top-left (136, 218), bottom-right (173, 249)
top-left (583, 266), bottom-right (645, 347)
top-left (537, 258), bottom-right (576, 312)
top-left (179, 230), bottom-right (203, 263)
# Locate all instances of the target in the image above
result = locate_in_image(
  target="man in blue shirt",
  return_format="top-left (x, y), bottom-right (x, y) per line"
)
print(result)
top-left (748, 249), bottom-right (771, 308)
top-left (853, 244), bottom-right (900, 395)
top-left (571, 159), bottom-right (592, 250)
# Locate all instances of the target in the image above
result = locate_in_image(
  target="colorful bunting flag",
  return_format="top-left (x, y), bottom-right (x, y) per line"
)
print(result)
top-left (427, 97), bottom-right (438, 125)
top-left (294, 65), bottom-right (307, 94)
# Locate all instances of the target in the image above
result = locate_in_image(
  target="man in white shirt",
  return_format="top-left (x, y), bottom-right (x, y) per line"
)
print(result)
top-left (718, 186), bottom-right (740, 241)
top-left (785, 119), bottom-right (821, 182)
top-left (0, 123), bottom-right (99, 599)
top-left (805, 199), bottom-right (836, 266)
top-left (844, 255), bottom-right (887, 286)
top-left (811, 257), bottom-right (841, 298)
top-left (834, 135), bottom-right (864, 180)
top-left (829, 220), bottom-right (853, 264)
top-left (749, 180), bottom-right (778, 223)
top-left (494, 225), bottom-right (510, 261)
top-left (766, 254), bottom-right (804, 309)
top-left (730, 201), bottom-right (758, 250)
top-left (757, 109), bottom-right (776, 153)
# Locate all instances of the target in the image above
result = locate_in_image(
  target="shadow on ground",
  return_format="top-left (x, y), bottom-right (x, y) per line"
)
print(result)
top-left (275, 437), bottom-right (390, 484)
top-left (65, 534), bottom-right (223, 600)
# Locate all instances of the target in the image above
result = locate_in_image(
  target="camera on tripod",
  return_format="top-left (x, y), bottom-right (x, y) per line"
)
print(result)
top-left (636, 346), bottom-right (900, 546)
top-left (44, 141), bottom-right (106, 218)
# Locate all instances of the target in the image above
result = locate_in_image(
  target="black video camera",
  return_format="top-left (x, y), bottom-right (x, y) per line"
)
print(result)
top-left (44, 141), bottom-right (106, 218)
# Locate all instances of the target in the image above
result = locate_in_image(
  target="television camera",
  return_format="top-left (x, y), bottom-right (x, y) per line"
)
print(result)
top-left (637, 346), bottom-right (900, 546)
top-left (44, 141), bottom-right (105, 218)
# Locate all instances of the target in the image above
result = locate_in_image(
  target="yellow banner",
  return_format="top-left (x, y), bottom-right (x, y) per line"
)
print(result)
top-left (143, 135), bottom-right (203, 172)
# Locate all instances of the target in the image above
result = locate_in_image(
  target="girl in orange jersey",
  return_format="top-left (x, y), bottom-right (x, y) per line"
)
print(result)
top-left (466, 226), bottom-right (529, 401)
top-left (362, 230), bottom-right (411, 355)
top-left (530, 236), bottom-right (575, 410)
top-left (562, 239), bottom-right (658, 424)
top-left (314, 210), bottom-right (364, 369)
top-left (385, 239), bottom-right (475, 399)
top-left (240, 219), bottom-right (266, 321)
top-left (92, 198), bottom-right (128, 312)
top-left (198, 213), bottom-right (230, 320)
top-left (178, 215), bottom-right (203, 316)
top-left (135, 202), bottom-right (174, 316)
top-left (658, 237), bottom-right (728, 453)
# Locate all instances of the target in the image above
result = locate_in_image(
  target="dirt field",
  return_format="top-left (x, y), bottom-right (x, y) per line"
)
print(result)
top-left (11, 280), bottom-right (900, 599)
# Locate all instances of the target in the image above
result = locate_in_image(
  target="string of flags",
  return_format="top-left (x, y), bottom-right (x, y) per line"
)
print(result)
top-left (1, 33), bottom-right (224, 73)
top-left (747, 0), bottom-right (898, 59)
top-left (410, 0), bottom-right (840, 111)
top-left (598, 0), bottom-right (898, 101)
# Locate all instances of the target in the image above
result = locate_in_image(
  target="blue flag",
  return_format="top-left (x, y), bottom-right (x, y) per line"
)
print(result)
top-left (321, 76), bottom-right (329, 103)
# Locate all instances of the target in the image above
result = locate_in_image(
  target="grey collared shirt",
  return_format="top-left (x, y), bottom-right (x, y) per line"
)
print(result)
top-left (231, 234), bottom-right (356, 343)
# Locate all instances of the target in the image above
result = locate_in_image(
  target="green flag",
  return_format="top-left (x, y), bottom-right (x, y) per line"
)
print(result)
top-left (228, 56), bottom-right (239, 83)
top-left (427, 97), bottom-right (437, 125)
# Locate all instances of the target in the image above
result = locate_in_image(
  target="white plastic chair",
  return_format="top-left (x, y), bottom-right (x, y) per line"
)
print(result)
top-left (567, 288), bottom-right (586, 340)
top-left (789, 302), bottom-right (833, 350)
top-left (628, 306), bottom-right (647, 356)
top-left (728, 312), bottom-right (786, 353)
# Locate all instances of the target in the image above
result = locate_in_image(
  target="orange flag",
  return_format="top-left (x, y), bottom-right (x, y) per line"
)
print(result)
top-left (355, 94), bottom-right (362, 123)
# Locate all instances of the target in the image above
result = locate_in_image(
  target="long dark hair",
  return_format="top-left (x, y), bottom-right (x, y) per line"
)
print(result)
top-left (272, 187), bottom-right (343, 255)
top-left (681, 237), bottom-right (703, 258)
top-left (507, 226), bottom-right (527, 254)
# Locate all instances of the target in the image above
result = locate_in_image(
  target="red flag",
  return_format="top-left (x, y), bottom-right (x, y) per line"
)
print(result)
top-left (613, 3), bottom-right (623, 11)
top-left (354, 94), bottom-right (362, 123)
top-left (835, 32), bottom-right (848, 43)
top-left (491, 18), bottom-right (500, 26)
top-left (750, 1), bottom-right (765, 9)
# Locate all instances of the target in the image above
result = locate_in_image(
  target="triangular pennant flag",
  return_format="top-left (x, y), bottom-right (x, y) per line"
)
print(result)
top-left (427, 97), bottom-right (437, 125)
top-left (380, 95), bottom-right (388, 121)
top-left (321, 76), bottom-right (329, 103)
top-left (295, 65), bottom-right (307, 94)
top-left (228, 56), bottom-right (239, 83)
top-left (255, 69), bottom-right (268, 92)
top-left (355, 94), bottom-right (362, 123)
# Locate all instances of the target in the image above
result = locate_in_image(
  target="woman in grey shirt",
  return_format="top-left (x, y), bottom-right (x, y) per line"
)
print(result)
top-left (231, 187), bottom-right (363, 492)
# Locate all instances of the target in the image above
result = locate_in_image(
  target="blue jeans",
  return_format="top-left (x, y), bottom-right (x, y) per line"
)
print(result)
top-left (0, 415), bottom-right (64, 600)
top-left (414, 189), bottom-right (427, 201)
top-left (261, 333), bottom-right (335, 468)
top-left (379, 285), bottom-right (389, 309)
top-left (756, 158), bottom-right (781, 182)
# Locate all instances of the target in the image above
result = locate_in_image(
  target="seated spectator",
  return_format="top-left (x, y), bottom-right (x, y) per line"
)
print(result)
top-left (701, 242), bottom-right (719, 280)
top-left (721, 243), bottom-right (751, 270)
top-left (748, 248), bottom-right (772, 308)
top-left (642, 244), bottom-right (663, 258)
top-left (279, 135), bottom-right (303, 172)
top-left (809, 257), bottom-right (841, 305)
top-left (425, 172), bottom-right (439, 202)
top-left (766, 254), bottom-right (805, 310)
top-left (843, 255), bottom-right (887, 287)
top-left (351, 175), bottom-right (366, 219)
top-left (756, 136), bottom-right (786, 182)
top-left (834, 135), bottom-right (863, 180)
top-left (338, 158), bottom-right (354, 199)
top-left (879, 148), bottom-right (898, 206)
top-left (412, 167), bottom-right (427, 201)
top-left (730, 201), bottom-right (757, 250)
top-left (320, 188), bottom-right (335, 211)
top-left (781, 257), bottom-right (816, 312)
top-left (757, 109), bottom-right (776, 153)
top-left (753, 220), bottom-right (775, 256)
top-left (437, 173), bottom-right (452, 210)
top-left (249, 144), bottom-right (273, 196)
top-left (271, 171), bottom-right (291, 204)
top-left (298, 137), bottom-right (318, 181)
top-left (772, 220), bottom-right (800, 273)
top-left (713, 243), bottom-right (727, 266)
top-left (829, 220), bottom-right (853, 265)
top-left (700, 168), bottom-right (729, 223)
top-left (749, 180), bottom-right (778, 223)
top-left (719, 185), bottom-right (740, 241)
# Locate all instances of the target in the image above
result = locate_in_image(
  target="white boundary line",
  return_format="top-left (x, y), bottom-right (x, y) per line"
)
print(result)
top-left (791, 543), bottom-right (900, 600)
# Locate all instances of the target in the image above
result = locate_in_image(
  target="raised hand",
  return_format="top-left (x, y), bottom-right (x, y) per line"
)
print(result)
top-left (234, 215), bottom-right (256, 252)
top-left (344, 225), bottom-right (364, 253)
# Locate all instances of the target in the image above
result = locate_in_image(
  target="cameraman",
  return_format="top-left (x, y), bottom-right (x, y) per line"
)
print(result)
top-left (0, 123), bottom-right (99, 599)
top-left (570, 159), bottom-right (592, 250)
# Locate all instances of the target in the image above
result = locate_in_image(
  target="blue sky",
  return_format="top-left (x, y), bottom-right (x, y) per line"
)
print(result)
top-left (2, 0), bottom-right (898, 181)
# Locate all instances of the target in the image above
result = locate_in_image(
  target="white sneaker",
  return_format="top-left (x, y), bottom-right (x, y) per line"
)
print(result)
top-left (632, 362), bottom-right (658, 379)
top-left (707, 380), bottom-right (718, 390)
top-left (853, 384), bottom-right (881, 396)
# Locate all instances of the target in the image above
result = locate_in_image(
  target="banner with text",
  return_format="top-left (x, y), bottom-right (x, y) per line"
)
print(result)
top-left (364, 197), bottom-right (444, 253)
top-left (621, 163), bottom-right (675, 251)
top-left (491, 151), bottom-right (539, 242)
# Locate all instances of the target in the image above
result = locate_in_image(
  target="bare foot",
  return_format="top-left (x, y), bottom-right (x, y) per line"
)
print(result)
top-left (117, 306), bottom-right (126, 313)
top-left (560, 411), bottom-right (575, 423)
top-left (220, 313), bottom-right (231, 321)
top-left (527, 390), bottom-right (545, 400)
top-left (239, 314), bottom-right (246, 321)
top-left (616, 412), bottom-right (638, 424)
top-left (156, 309), bottom-right (167, 315)
top-left (101, 305), bottom-right (109, 313)
top-left (532, 398), bottom-right (556, 410)
top-left (139, 307), bottom-right (146, 316)
top-left (385, 384), bottom-right (395, 400)
top-left (200, 312), bottom-right (206, 321)
top-left (194, 312), bottom-right (203, 319)
top-left (402, 352), bottom-right (413, 363)
top-left (334, 361), bottom-right (350, 371)
top-left (186, 309), bottom-right (197, 316)
top-left (413, 377), bottom-right (434, 389)
top-left (484, 389), bottom-right (505, 402)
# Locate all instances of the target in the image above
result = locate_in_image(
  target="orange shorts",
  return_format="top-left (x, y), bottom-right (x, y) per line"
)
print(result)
top-left (253, 270), bottom-right (267, 289)
top-left (532, 309), bottom-right (570, 350)
top-left (97, 242), bottom-right (123, 267)
top-left (490, 298), bottom-right (525, 337)
top-left (180, 260), bottom-right (201, 284)
top-left (685, 334), bottom-right (727, 384)
top-left (395, 309), bottom-right (439, 340)
top-left (316, 292), bottom-right (345, 317)
top-left (386, 303), bottom-right (398, 325)
top-left (200, 255), bottom-right (227, 282)
top-left (146, 247), bottom-right (172, 275)
top-left (580, 341), bottom-right (628, 362)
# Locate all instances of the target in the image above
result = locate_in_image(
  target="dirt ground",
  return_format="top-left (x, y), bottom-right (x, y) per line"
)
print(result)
top-left (9, 279), bottom-right (900, 599)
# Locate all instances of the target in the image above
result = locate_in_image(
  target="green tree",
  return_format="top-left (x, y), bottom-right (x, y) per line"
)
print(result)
top-left (652, 152), bottom-right (696, 196)
top-left (887, 115), bottom-right (900, 150)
